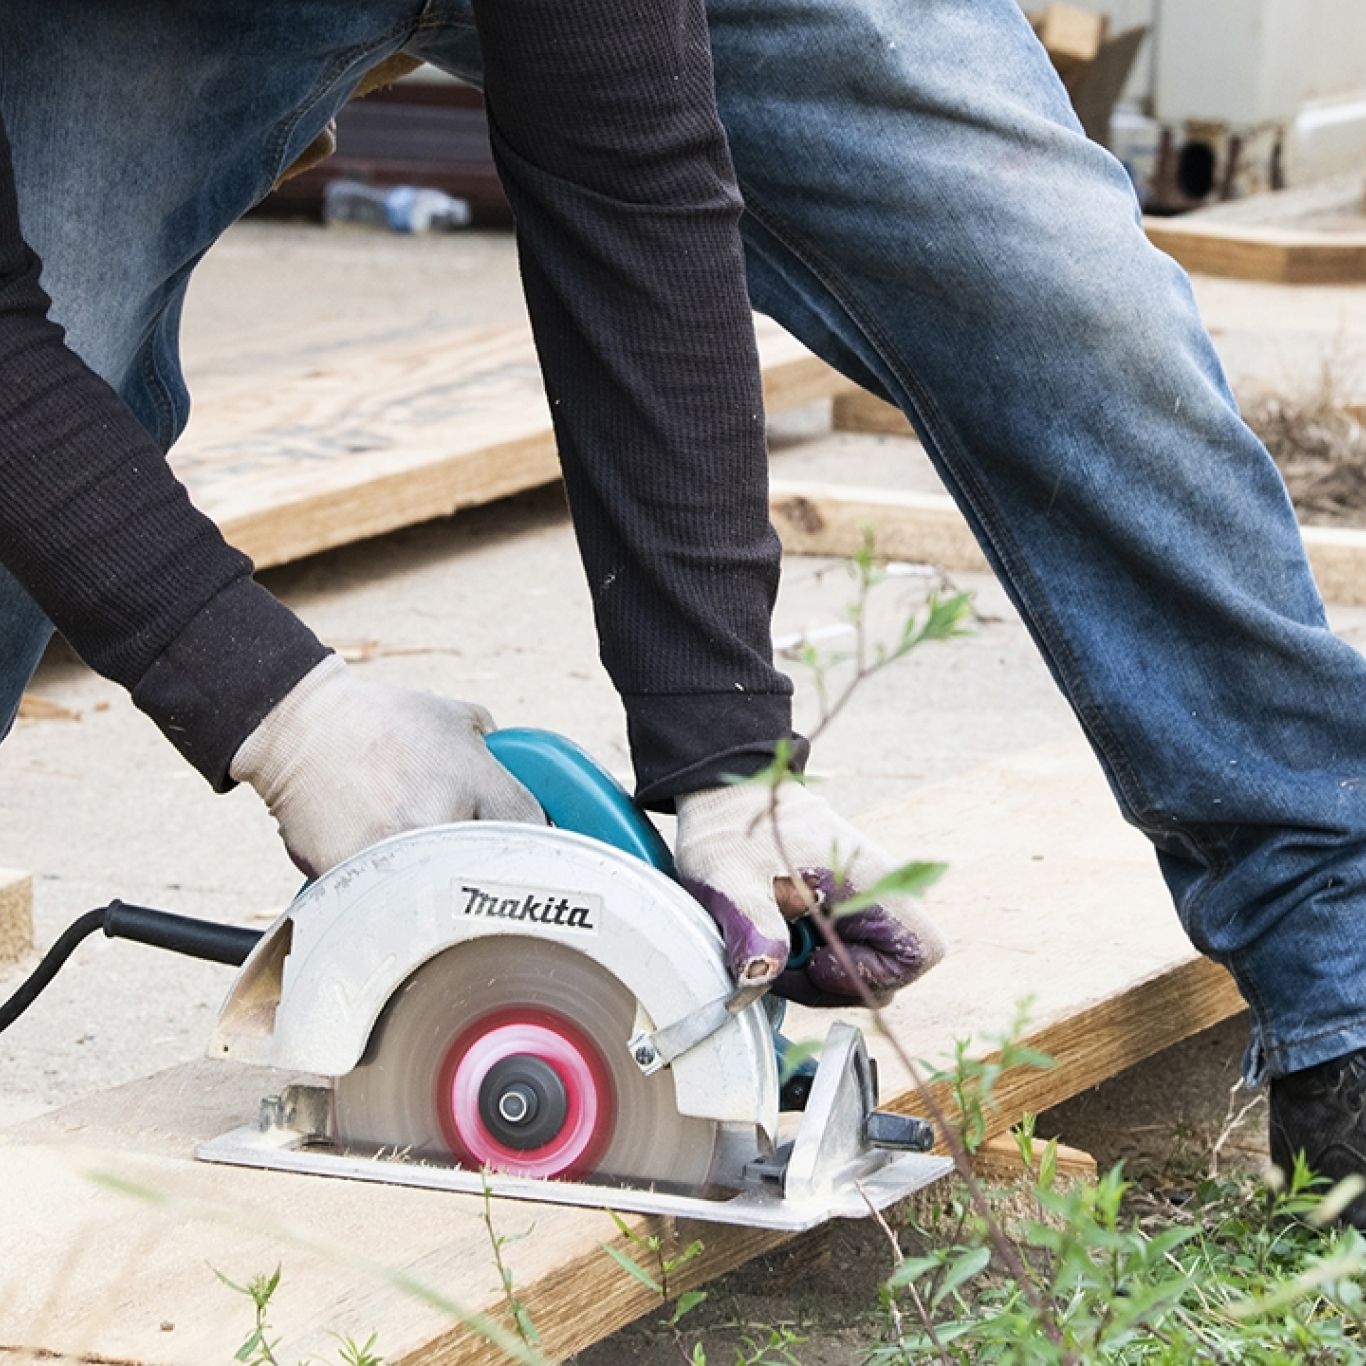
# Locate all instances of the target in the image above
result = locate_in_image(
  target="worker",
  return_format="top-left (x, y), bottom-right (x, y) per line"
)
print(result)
top-left (2, 4), bottom-right (1365, 1206)
top-left (0, 8), bottom-right (942, 1010)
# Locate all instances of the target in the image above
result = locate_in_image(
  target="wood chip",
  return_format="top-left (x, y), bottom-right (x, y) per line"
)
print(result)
top-left (17, 694), bottom-right (80, 722)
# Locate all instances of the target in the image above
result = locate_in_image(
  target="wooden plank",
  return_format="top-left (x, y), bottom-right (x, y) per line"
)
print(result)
top-left (770, 478), bottom-right (1366, 607)
top-left (1145, 219), bottom-right (1366, 285)
top-left (770, 480), bottom-right (989, 573)
top-left (172, 319), bottom-right (854, 573)
top-left (1299, 523), bottom-right (1366, 607)
top-left (0, 741), bottom-right (1241, 1365)
top-left (1178, 174), bottom-right (1366, 232)
top-left (1145, 180), bottom-right (1366, 285)
top-left (973, 1135), bottom-right (1098, 1186)
top-left (0, 869), bottom-right (31, 964)
top-left (1030, 4), bottom-right (1107, 79)
top-left (831, 389), bottom-right (915, 437)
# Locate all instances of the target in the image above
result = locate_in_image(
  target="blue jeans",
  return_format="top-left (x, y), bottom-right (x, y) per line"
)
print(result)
top-left (4, 0), bottom-right (1365, 1081)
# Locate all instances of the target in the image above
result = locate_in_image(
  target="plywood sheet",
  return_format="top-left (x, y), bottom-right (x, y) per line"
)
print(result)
top-left (831, 389), bottom-right (915, 437)
top-left (0, 742), bottom-right (1241, 1365)
top-left (172, 319), bottom-right (854, 572)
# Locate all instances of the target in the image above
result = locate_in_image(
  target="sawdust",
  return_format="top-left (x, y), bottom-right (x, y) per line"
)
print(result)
top-left (17, 693), bottom-right (81, 722)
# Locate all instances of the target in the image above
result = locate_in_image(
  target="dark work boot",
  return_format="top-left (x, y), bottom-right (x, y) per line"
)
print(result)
top-left (1269, 1047), bottom-right (1366, 1228)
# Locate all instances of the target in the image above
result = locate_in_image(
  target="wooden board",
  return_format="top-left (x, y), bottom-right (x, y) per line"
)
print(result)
top-left (831, 389), bottom-right (915, 437)
top-left (771, 478), bottom-right (1366, 608)
top-left (0, 870), bottom-right (31, 964)
top-left (973, 1135), bottom-right (1097, 1187)
top-left (771, 480), bottom-right (988, 573)
top-left (172, 319), bottom-right (854, 572)
top-left (0, 742), bottom-right (1241, 1365)
top-left (1145, 178), bottom-right (1366, 285)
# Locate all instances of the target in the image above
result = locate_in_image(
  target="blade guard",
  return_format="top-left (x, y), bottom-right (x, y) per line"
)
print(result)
top-left (210, 823), bottom-right (778, 1137)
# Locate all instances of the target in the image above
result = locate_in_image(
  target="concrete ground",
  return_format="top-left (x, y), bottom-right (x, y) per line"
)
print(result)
top-left (0, 220), bottom-right (1361, 1357)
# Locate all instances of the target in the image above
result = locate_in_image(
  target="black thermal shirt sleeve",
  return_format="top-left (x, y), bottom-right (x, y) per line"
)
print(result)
top-left (0, 113), bottom-right (328, 787)
top-left (471, 0), bottom-right (807, 806)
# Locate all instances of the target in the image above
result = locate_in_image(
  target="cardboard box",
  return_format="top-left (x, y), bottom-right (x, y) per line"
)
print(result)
top-left (1032, 4), bottom-right (1109, 80)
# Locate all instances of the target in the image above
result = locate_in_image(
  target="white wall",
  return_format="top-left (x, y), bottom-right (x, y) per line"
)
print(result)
top-left (1024, 0), bottom-right (1366, 178)
top-left (1153, 0), bottom-right (1366, 124)
top-left (1026, 0), bottom-right (1366, 122)
top-left (1080, 0), bottom-right (1156, 104)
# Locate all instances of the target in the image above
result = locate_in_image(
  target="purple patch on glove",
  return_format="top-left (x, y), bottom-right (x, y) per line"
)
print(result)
top-left (287, 847), bottom-right (319, 883)
top-left (773, 866), bottom-right (931, 1008)
top-left (682, 878), bottom-right (791, 986)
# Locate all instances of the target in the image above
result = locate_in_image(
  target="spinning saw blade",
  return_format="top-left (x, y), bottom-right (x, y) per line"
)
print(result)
top-left (334, 935), bottom-right (720, 1191)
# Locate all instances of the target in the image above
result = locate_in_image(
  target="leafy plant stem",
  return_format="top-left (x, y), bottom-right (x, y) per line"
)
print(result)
top-left (479, 1171), bottom-right (541, 1353)
top-left (860, 1181), bottom-right (952, 1366)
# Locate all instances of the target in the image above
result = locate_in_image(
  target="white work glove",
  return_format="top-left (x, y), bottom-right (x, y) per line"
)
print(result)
top-left (675, 781), bottom-right (946, 1007)
top-left (230, 655), bottom-right (544, 877)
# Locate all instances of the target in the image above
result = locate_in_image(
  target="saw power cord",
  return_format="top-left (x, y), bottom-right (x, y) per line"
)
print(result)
top-left (0, 902), bottom-right (262, 1035)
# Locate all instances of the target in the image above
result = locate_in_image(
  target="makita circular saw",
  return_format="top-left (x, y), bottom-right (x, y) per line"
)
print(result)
top-left (3, 730), bottom-right (949, 1231)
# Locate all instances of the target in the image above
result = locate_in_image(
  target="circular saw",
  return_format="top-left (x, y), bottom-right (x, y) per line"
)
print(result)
top-left (193, 730), bottom-right (950, 1230)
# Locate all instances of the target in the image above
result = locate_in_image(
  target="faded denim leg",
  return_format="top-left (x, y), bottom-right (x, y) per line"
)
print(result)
top-left (0, 1), bottom-right (423, 740)
top-left (710, 0), bottom-right (1366, 1081)
top-left (425, 0), bottom-right (1366, 1080)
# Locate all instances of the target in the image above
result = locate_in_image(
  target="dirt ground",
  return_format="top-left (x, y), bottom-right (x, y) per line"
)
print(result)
top-left (571, 1014), bottom-right (1265, 1366)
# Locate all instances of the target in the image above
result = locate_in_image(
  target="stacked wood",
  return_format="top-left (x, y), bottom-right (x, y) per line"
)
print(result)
top-left (1029, 5), bottom-right (1149, 145)
top-left (769, 478), bottom-right (1366, 609)
top-left (1145, 176), bottom-right (1366, 285)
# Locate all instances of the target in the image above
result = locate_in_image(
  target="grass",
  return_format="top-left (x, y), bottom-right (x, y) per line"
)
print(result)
top-left (1244, 358), bottom-right (1366, 527)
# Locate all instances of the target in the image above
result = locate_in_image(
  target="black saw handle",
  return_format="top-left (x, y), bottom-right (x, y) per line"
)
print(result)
top-left (0, 901), bottom-right (262, 1035)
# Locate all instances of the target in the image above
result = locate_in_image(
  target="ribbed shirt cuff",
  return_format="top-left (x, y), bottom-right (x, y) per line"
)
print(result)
top-left (627, 691), bottom-right (809, 810)
top-left (131, 577), bottom-right (330, 791)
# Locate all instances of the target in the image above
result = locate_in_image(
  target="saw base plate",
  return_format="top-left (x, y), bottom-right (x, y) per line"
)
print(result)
top-left (195, 1123), bottom-right (951, 1232)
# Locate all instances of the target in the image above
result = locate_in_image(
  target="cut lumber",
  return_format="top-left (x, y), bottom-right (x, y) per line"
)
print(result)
top-left (831, 389), bottom-right (915, 437)
top-left (973, 1134), bottom-right (1098, 1186)
top-left (770, 480), bottom-right (988, 573)
top-left (1145, 177), bottom-right (1366, 285)
top-left (0, 741), bottom-right (1242, 1365)
top-left (0, 869), bottom-right (32, 964)
top-left (1146, 220), bottom-right (1366, 286)
top-left (16, 693), bottom-right (80, 723)
top-left (173, 319), bottom-right (854, 572)
top-left (770, 479), bottom-right (1366, 607)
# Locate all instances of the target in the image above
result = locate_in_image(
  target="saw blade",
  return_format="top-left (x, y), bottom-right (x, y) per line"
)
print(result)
top-left (333, 935), bottom-right (719, 1191)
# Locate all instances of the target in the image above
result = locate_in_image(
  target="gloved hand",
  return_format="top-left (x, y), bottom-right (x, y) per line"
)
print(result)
top-left (675, 780), bottom-right (946, 1007)
top-left (230, 655), bottom-right (544, 877)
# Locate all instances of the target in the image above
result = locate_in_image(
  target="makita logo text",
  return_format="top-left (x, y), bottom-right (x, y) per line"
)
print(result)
top-left (459, 883), bottom-right (597, 931)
